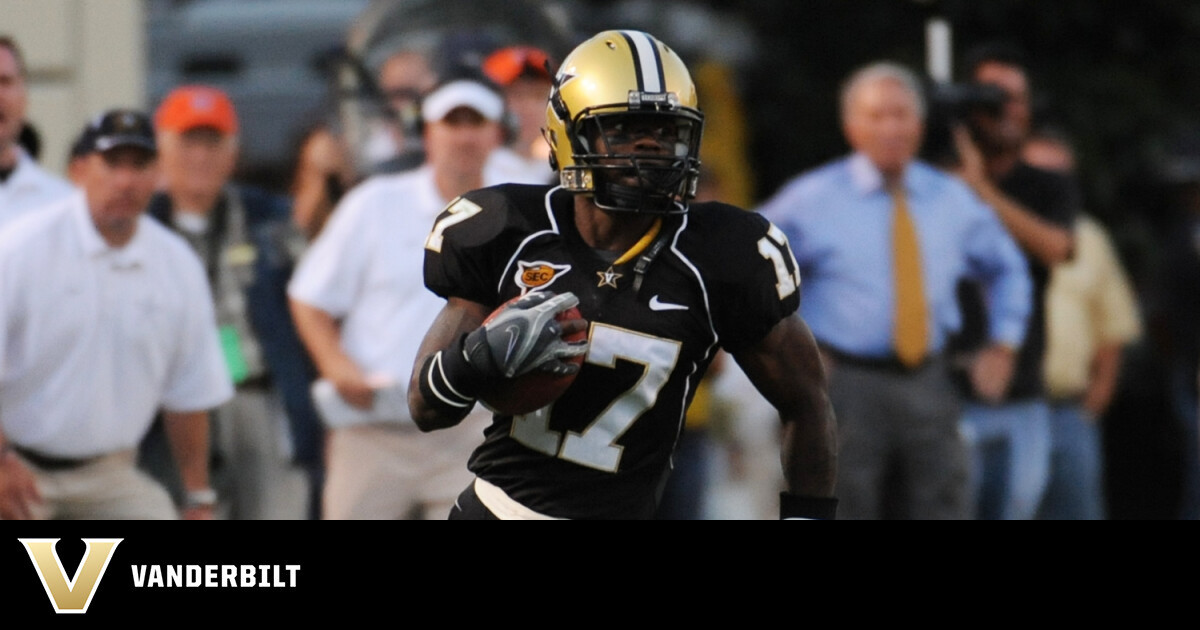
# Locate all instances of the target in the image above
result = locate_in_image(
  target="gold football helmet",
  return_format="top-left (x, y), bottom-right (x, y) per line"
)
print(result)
top-left (544, 30), bottom-right (704, 214)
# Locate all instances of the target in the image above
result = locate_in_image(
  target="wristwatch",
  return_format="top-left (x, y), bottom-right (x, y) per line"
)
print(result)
top-left (184, 488), bottom-right (218, 509)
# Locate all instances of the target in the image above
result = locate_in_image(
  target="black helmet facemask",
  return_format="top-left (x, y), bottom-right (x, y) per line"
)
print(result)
top-left (572, 108), bottom-right (703, 215)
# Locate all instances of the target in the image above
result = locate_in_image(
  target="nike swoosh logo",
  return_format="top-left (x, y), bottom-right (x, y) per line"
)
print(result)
top-left (649, 295), bottom-right (689, 312)
top-left (504, 324), bottom-right (521, 365)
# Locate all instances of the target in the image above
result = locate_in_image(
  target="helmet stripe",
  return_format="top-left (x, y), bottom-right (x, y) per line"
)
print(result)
top-left (619, 30), bottom-right (664, 93)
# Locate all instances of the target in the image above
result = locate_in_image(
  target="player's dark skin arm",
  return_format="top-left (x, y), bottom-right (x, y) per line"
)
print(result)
top-left (408, 297), bottom-right (492, 432)
top-left (732, 313), bottom-right (837, 498)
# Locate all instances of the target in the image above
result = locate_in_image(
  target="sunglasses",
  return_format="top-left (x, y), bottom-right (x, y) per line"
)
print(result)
top-left (483, 46), bottom-right (553, 86)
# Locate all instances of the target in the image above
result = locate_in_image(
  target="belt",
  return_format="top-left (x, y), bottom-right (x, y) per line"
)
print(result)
top-left (821, 345), bottom-right (938, 374)
top-left (237, 373), bottom-right (273, 392)
top-left (12, 445), bottom-right (103, 471)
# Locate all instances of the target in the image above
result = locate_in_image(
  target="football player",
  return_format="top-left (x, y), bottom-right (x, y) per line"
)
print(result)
top-left (408, 29), bottom-right (837, 519)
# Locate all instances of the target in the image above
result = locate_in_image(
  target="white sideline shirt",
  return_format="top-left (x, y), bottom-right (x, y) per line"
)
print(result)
top-left (486, 147), bottom-right (554, 187)
top-left (0, 193), bottom-right (234, 458)
top-left (289, 166), bottom-right (455, 402)
top-left (0, 149), bottom-right (76, 231)
top-left (290, 161), bottom-right (547, 426)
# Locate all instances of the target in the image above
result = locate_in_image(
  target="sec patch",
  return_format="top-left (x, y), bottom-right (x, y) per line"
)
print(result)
top-left (516, 261), bottom-right (571, 292)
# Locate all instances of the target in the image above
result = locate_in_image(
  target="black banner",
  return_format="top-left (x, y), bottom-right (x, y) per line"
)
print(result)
top-left (1, 521), bottom-right (466, 620)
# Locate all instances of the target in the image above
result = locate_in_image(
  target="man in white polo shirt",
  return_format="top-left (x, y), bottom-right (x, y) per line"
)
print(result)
top-left (0, 109), bottom-right (233, 520)
top-left (0, 36), bottom-right (74, 230)
top-left (289, 73), bottom-right (543, 519)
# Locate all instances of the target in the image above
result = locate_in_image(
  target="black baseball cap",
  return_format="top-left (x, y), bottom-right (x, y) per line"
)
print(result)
top-left (74, 109), bottom-right (158, 156)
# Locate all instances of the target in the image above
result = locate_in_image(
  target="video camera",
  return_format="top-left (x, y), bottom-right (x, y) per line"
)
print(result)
top-left (920, 82), bottom-right (1008, 167)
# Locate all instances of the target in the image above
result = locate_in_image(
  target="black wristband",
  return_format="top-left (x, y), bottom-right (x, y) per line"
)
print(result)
top-left (780, 492), bottom-right (838, 520)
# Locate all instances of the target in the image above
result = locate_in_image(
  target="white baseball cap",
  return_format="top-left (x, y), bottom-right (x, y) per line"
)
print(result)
top-left (420, 79), bottom-right (505, 123)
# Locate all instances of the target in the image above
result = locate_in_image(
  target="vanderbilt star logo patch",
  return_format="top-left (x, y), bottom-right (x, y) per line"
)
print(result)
top-left (596, 266), bottom-right (623, 289)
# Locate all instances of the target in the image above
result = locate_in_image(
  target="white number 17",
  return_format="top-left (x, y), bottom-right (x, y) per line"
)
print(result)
top-left (425, 197), bottom-right (483, 253)
top-left (511, 324), bottom-right (682, 472)
top-left (758, 224), bottom-right (801, 300)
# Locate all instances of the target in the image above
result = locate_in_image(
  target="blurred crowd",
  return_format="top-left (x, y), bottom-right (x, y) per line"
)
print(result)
top-left (0, 1), bottom-right (1197, 520)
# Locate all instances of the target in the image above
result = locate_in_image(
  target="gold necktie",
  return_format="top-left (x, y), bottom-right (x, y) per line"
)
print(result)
top-left (890, 183), bottom-right (929, 367)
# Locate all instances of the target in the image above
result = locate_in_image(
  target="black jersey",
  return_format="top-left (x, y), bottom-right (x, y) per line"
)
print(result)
top-left (424, 184), bottom-right (801, 519)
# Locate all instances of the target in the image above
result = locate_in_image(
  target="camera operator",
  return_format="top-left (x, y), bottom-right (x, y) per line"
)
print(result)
top-left (947, 42), bottom-right (1080, 520)
top-left (920, 81), bottom-right (1007, 169)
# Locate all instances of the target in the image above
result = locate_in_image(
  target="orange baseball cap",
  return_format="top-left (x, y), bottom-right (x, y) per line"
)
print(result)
top-left (154, 85), bottom-right (238, 135)
top-left (483, 46), bottom-right (554, 87)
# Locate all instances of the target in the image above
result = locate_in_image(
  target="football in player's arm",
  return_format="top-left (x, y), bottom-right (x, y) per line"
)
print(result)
top-left (407, 29), bottom-right (836, 520)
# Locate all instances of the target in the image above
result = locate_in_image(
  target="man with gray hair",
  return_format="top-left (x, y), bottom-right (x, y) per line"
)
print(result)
top-left (757, 61), bottom-right (1032, 519)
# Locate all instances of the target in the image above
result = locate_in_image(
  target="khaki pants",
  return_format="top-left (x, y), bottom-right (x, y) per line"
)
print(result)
top-left (321, 411), bottom-right (490, 520)
top-left (24, 450), bottom-right (178, 520)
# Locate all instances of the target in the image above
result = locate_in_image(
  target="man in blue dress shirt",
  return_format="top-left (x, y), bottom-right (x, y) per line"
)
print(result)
top-left (758, 61), bottom-right (1032, 519)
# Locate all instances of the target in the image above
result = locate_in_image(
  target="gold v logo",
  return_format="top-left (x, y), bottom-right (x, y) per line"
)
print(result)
top-left (19, 538), bottom-right (122, 614)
